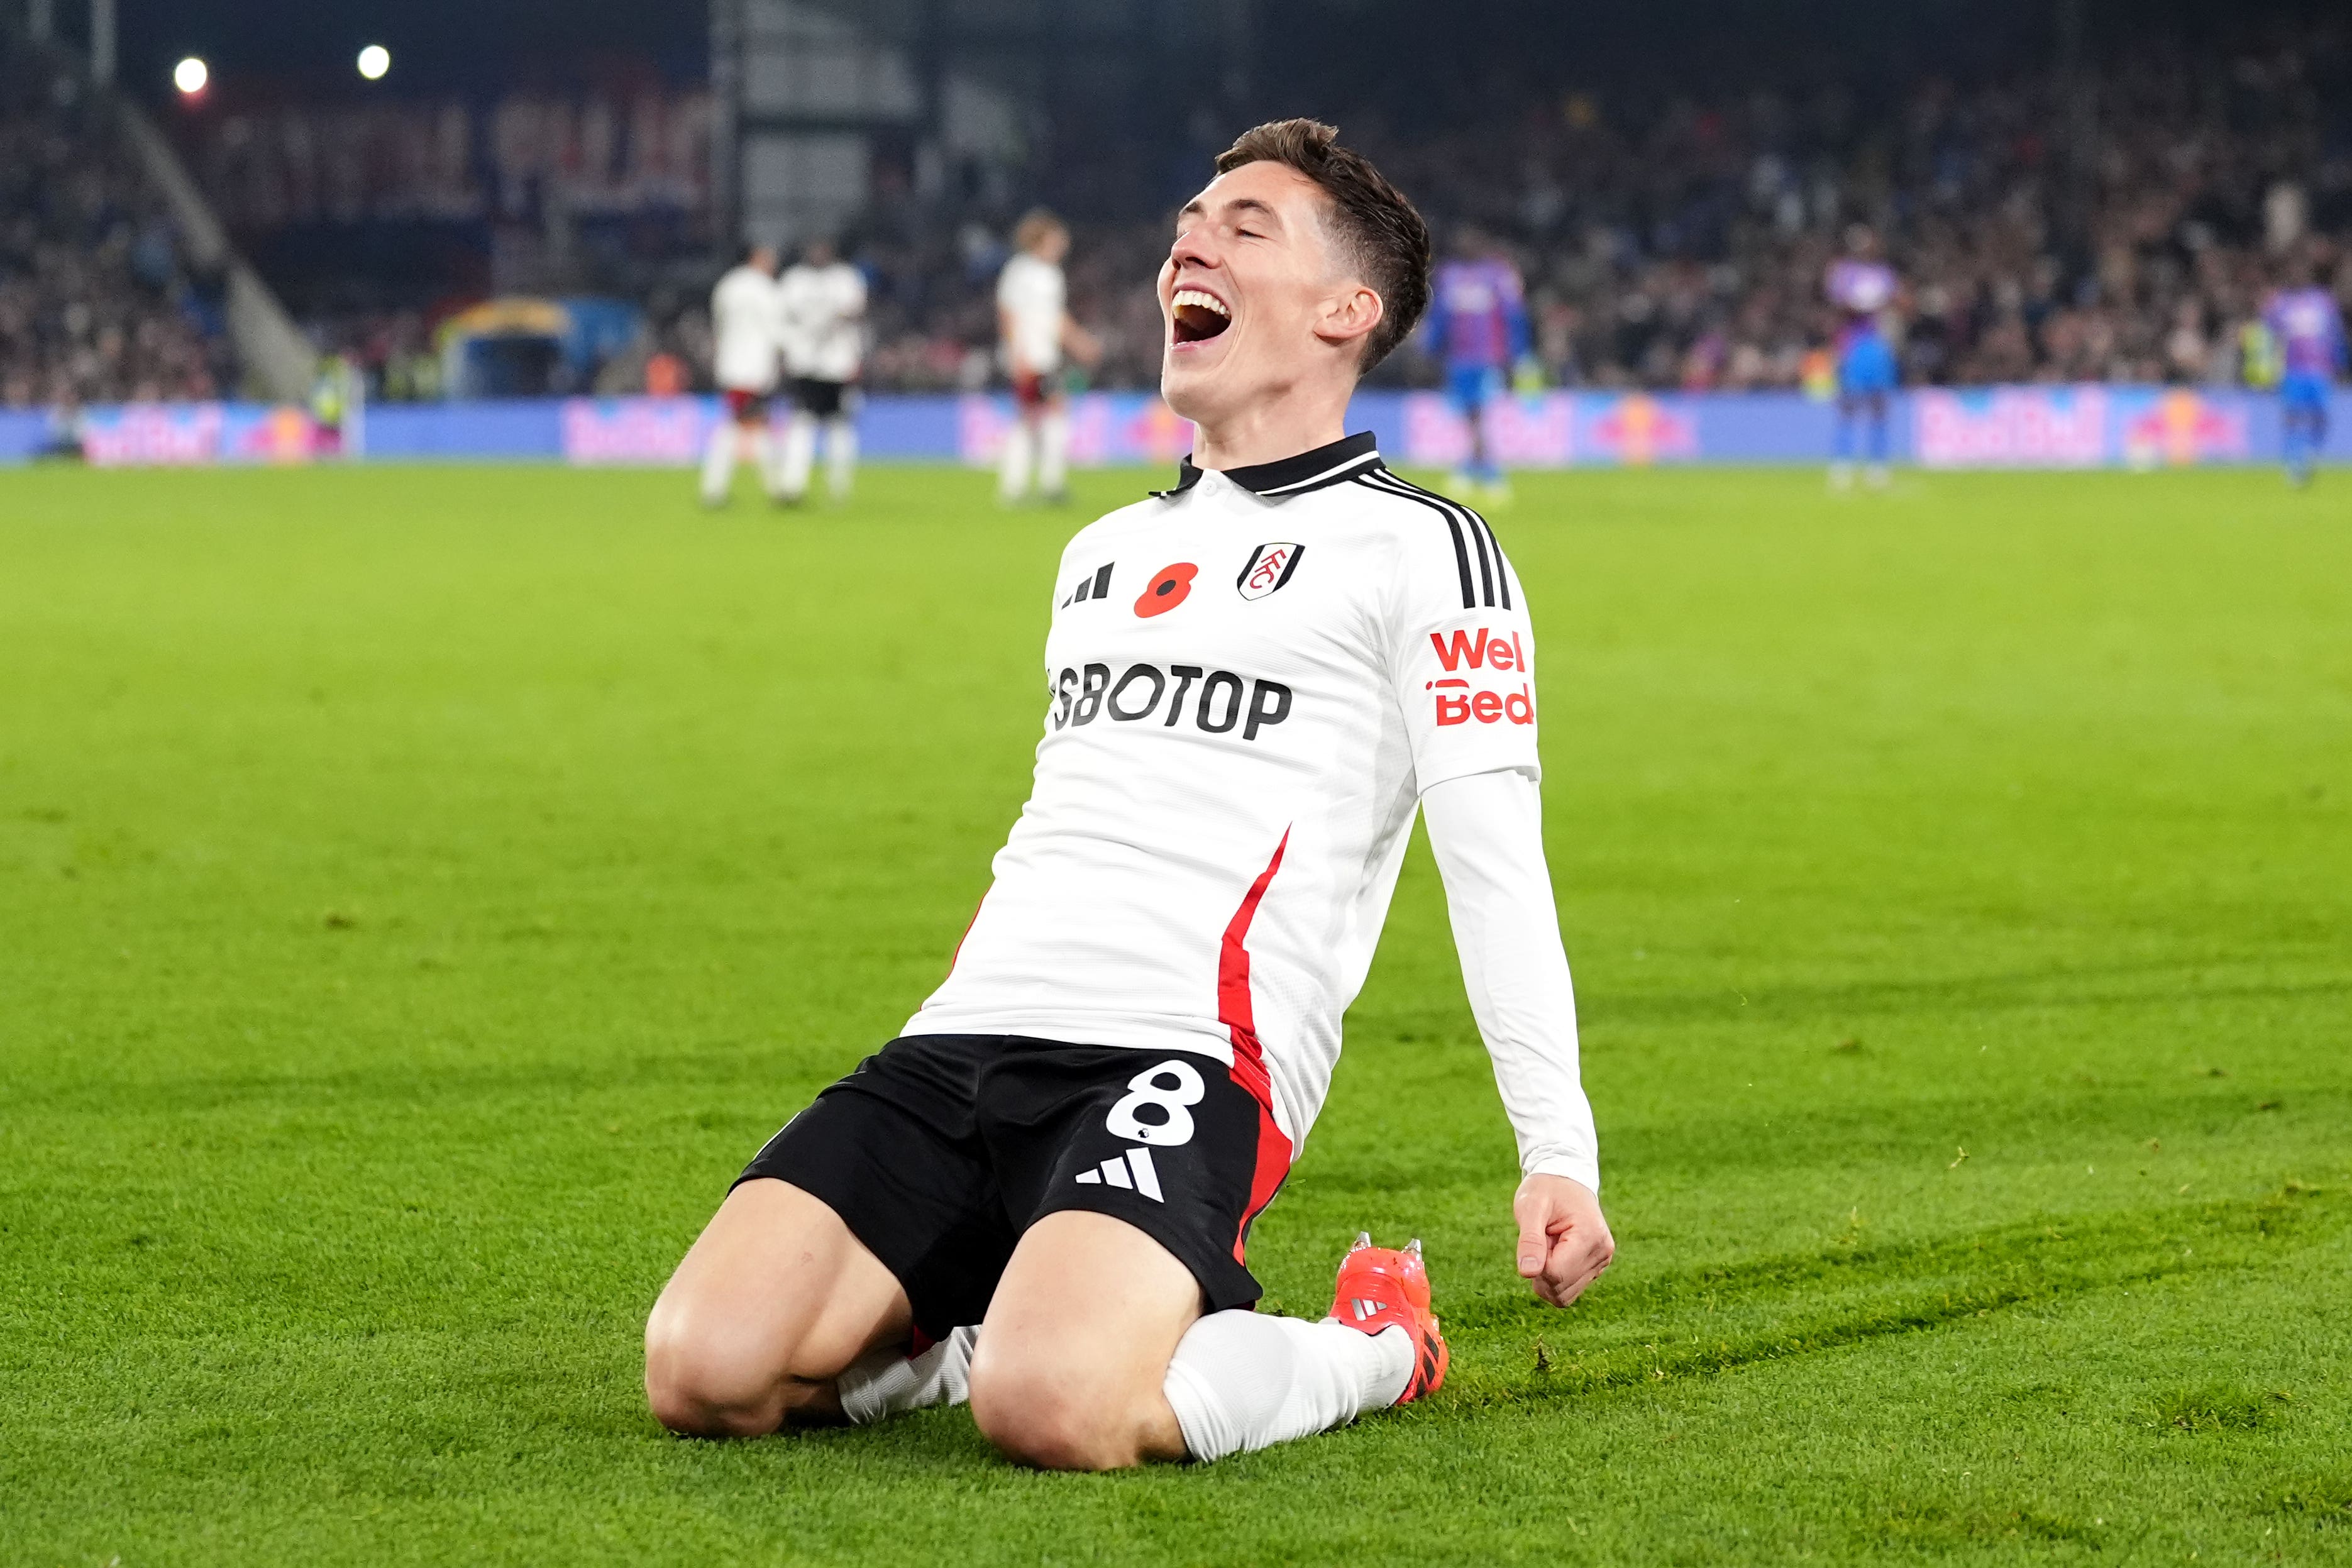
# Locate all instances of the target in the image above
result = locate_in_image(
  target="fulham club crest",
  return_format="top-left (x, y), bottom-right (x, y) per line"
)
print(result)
top-left (1236, 543), bottom-right (1305, 601)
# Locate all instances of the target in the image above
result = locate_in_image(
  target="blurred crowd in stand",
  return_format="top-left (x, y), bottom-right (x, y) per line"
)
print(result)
top-left (157, 22), bottom-right (2352, 401)
top-left (839, 24), bottom-right (2351, 395)
top-left (0, 45), bottom-right (238, 408)
top-left (1348, 25), bottom-right (2351, 391)
top-left (189, 87), bottom-right (710, 234)
top-left (176, 83), bottom-right (713, 400)
top-left (952, 26), bottom-right (2346, 395)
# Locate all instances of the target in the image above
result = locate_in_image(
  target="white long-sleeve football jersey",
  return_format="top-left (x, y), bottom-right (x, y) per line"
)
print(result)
top-left (903, 433), bottom-right (1598, 1190)
top-left (710, 263), bottom-right (781, 393)
top-left (778, 260), bottom-right (866, 383)
top-left (997, 252), bottom-right (1066, 375)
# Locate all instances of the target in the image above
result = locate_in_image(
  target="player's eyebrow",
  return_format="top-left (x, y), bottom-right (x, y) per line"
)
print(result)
top-left (1174, 196), bottom-right (1283, 231)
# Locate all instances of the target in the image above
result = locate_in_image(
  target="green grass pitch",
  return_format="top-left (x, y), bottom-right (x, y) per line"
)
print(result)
top-left (3, 460), bottom-right (2348, 1565)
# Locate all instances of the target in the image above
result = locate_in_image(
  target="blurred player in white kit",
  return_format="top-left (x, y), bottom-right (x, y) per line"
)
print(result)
top-left (776, 236), bottom-right (868, 504)
top-left (701, 244), bottom-right (786, 506)
top-left (997, 209), bottom-right (1098, 504)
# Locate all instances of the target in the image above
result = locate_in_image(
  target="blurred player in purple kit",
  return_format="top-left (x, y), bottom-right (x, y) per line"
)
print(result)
top-left (2264, 259), bottom-right (2346, 489)
top-left (1425, 231), bottom-right (1531, 500)
top-left (1825, 226), bottom-right (1899, 490)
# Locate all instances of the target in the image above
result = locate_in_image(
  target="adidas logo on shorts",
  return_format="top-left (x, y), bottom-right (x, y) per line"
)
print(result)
top-left (1074, 1147), bottom-right (1163, 1201)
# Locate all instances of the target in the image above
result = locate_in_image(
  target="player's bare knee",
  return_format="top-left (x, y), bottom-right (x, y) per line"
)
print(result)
top-left (643, 1315), bottom-right (790, 1438)
top-left (973, 1394), bottom-right (1135, 1471)
top-left (968, 1362), bottom-right (1141, 1471)
top-left (644, 1342), bottom-right (787, 1437)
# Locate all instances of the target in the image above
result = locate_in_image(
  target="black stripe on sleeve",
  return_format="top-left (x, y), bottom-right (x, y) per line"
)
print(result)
top-left (1355, 471), bottom-right (1475, 609)
top-left (1362, 468), bottom-right (1513, 609)
top-left (1464, 509), bottom-right (1495, 606)
top-left (1469, 512), bottom-right (1512, 610)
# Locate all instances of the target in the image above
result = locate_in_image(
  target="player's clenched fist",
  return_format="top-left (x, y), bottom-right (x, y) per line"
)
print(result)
top-left (1513, 1173), bottom-right (1613, 1308)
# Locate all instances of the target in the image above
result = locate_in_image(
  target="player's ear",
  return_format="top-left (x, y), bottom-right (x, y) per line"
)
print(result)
top-left (1314, 284), bottom-right (1383, 354)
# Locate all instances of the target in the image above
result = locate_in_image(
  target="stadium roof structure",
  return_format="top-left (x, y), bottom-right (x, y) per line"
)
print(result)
top-left (711, 0), bottom-right (1252, 245)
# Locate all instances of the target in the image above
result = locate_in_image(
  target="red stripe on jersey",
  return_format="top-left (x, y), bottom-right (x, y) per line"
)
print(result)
top-left (945, 887), bottom-right (990, 978)
top-left (1218, 829), bottom-right (1296, 1263)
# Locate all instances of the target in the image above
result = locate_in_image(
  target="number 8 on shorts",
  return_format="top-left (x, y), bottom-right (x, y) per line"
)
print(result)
top-left (1106, 1059), bottom-right (1206, 1146)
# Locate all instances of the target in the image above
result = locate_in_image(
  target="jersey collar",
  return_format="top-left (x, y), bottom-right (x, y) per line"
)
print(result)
top-left (1152, 431), bottom-right (1383, 500)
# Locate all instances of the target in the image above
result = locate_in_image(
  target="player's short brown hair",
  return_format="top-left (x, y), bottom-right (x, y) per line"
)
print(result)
top-left (1215, 118), bottom-right (1432, 370)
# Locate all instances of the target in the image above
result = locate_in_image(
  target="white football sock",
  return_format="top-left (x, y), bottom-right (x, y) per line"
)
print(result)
top-left (824, 416), bottom-right (856, 499)
top-left (778, 416), bottom-right (817, 500)
top-left (745, 429), bottom-right (776, 499)
top-left (1038, 408), bottom-right (1071, 495)
top-left (998, 421), bottom-right (1034, 500)
top-left (836, 1325), bottom-right (977, 1425)
top-left (698, 423), bottom-right (736, 504)
top-left (1160, 1311), bottom-right (1413, 1463)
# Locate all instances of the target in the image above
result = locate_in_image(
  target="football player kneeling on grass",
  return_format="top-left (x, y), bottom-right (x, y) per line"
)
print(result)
top-left (646, 119), bottom-right (1613, 1469)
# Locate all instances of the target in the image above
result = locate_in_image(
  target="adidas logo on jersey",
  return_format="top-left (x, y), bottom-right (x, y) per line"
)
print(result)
top-left (1073, 1146), bottom-right (1164, 1201)
top-left (1061, 562), bottom-right (1114, 608)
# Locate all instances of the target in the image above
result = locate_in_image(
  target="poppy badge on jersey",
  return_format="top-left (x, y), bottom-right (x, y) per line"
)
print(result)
top-left (1236, 543), bottom-right (1306, 601)
top-left (1135, 562), bottom-right (1198, 617)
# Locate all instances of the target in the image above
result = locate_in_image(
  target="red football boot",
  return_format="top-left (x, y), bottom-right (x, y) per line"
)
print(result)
top-left (1328, 1232), bottom-right (1449, 1402)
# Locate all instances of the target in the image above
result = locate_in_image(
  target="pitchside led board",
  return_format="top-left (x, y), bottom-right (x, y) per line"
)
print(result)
top-left (2, 388), bottom-right (2338, 469)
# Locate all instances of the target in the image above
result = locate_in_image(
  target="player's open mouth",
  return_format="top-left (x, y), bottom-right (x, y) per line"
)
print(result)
top-left (1170, 286), bottom-right (1232, 344)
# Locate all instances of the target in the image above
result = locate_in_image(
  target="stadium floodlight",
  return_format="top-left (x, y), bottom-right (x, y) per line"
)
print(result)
top-left (172, 56), bottom-right (208, 96)
top-left (356, 45), bottom-right (390, 80)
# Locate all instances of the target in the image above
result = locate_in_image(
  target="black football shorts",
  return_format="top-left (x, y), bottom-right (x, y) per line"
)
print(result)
top-left (789, 377), bottom-right (852, 419)
top-left (735, 1034), bottom-right (1291, 1343)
